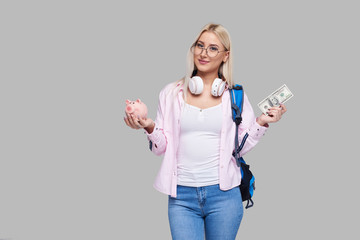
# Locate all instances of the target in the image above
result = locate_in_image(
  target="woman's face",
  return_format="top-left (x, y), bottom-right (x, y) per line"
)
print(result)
top-left (193, 31), bottom-right (229, 76)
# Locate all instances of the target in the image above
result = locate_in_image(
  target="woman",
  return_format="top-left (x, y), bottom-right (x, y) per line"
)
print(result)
top-left (124, 23), bottom-right (286, 240)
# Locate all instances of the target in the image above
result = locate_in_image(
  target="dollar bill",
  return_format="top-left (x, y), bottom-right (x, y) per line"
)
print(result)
top-left (258, 84), bottom-right (293, 114)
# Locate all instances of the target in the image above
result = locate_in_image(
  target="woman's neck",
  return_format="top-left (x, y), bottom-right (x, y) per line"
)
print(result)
top-left (196, 71), bottom-right (218, 86)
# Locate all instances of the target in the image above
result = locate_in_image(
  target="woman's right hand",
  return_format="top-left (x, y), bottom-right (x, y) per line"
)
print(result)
top-left (124, 113), bottom-right (155, 134)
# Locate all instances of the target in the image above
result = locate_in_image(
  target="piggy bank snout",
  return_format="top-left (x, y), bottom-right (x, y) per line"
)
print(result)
top-left (126, 105), bottom-right (133, 113)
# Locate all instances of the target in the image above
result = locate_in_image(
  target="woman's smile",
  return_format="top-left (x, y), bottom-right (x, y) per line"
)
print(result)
top-left (198, 59), bottom-right (209, 64)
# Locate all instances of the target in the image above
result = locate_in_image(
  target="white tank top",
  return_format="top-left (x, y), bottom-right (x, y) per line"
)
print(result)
top-left (177, 102), bottom-right (222, 187)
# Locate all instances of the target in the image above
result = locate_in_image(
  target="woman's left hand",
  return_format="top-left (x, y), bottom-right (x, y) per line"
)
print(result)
top-left (257, 104), bottom-right (287, 126)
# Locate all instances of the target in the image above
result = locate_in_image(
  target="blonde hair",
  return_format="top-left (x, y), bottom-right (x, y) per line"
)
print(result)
top-left (175, 23), bottom-right (234, 99)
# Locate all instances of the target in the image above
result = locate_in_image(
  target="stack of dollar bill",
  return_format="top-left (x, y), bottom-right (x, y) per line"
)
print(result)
top-left (258, 84), bottom-right (294, 115)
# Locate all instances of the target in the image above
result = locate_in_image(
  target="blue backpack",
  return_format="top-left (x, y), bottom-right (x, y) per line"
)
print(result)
top-left (229, 85), bottom-right (255, 209)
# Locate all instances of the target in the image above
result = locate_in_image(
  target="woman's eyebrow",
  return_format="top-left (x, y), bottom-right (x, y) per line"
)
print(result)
top-left (197, 40), bottom-right (220, 47)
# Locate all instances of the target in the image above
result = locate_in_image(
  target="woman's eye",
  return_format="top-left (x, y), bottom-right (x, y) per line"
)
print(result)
top-left (209, 46), bottom-right (219, 52)
top-left (196, 43), bottom-right (204, 48)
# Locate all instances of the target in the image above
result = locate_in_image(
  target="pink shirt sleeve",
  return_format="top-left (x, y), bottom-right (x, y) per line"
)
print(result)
top-left (144, 87), bottom-right (168, 156)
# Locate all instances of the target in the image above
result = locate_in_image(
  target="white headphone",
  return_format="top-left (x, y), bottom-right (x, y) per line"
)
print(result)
top-left (189, 76), bottom-right (226, 97)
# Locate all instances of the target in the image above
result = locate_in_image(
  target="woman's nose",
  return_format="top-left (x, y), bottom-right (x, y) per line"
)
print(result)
top-left (200, 48), bottom-right (208, 57)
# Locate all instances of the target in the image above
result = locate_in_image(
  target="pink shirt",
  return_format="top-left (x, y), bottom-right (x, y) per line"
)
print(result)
top-left (146, 82), bottom-right (267, 197)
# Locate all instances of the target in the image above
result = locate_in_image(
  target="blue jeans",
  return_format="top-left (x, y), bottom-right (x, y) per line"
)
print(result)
top-left (168, 184), bottom-right (243, 240)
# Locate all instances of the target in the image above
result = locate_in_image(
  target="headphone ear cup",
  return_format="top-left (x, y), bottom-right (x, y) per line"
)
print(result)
top-left (189, 76), bottom-right (204, 95)
top-left (211, 78), bottom-right (226, 97)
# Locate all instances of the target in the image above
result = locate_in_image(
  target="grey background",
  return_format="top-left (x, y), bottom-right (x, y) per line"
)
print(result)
top-left (1, 0), bottom-right (359, 239)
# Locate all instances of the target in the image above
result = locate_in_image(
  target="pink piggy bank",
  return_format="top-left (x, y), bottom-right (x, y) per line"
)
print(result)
top-left (125, 99), bottom-right (148, 119)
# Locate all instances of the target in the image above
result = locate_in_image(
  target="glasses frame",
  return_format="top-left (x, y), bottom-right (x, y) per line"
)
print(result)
top-left (191, 42), bottom-right (228, 58)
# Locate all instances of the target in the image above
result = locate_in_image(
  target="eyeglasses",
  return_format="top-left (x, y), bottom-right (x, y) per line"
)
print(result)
top-left (191, 42), bottom-right (228, 58)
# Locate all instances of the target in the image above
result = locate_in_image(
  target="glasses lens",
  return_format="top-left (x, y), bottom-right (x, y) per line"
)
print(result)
top-left (207, 46), bottom-right (219, 57)
top-left (192, 43), bottom-right (202, 55)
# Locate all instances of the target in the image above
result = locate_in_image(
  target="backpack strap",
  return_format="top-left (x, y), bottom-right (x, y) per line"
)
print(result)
top-left (230, 85), bottom-right (255, 208)
top-left (246, 199), bottom-right (254, 209)
top-left (229, 85), bottom-right (244, 167)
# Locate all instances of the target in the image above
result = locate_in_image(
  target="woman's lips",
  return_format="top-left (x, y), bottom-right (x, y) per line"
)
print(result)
top-left (198, 59), bottom-right (209, 64)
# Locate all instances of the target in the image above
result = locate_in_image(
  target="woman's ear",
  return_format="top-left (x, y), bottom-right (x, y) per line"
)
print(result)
top-left (223, 51), bottom-right (230, 63)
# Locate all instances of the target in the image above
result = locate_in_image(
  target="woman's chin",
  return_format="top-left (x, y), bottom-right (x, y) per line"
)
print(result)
top-left (195, 64), bottom-right (214, 74)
